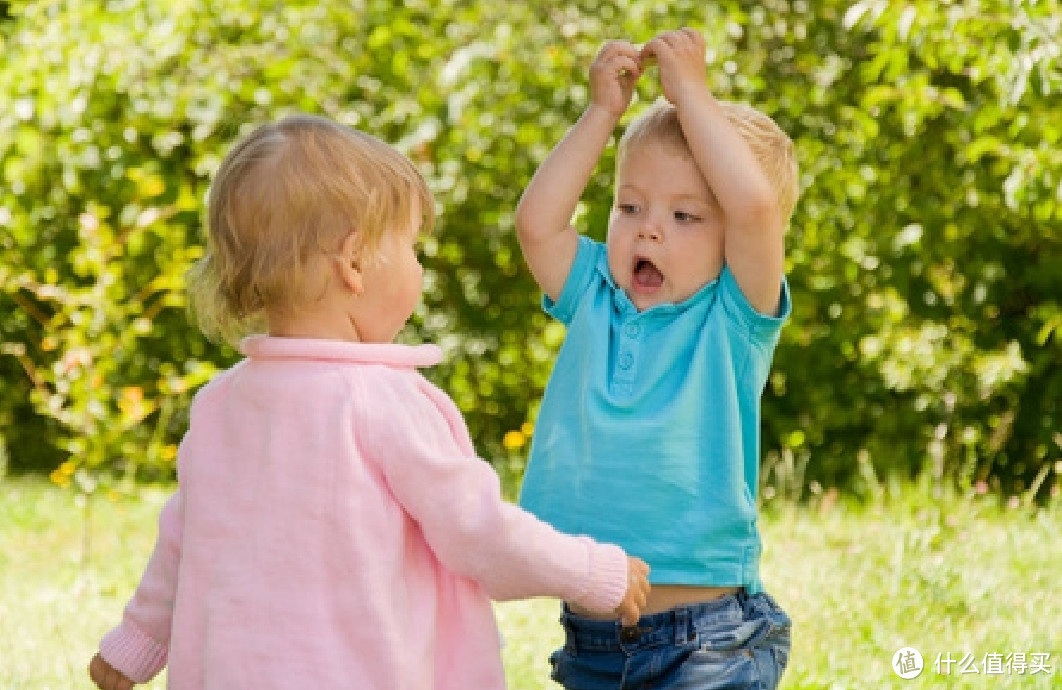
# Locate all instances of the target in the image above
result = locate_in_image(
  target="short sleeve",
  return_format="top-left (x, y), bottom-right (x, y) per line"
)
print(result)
top-left (718, 266), bottom-right (792, 348)
top-left (542, 236), bottom-right (601, 326)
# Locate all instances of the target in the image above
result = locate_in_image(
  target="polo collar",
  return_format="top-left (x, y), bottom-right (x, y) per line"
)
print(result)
top-left (240, 335), bottom-right (442, 368)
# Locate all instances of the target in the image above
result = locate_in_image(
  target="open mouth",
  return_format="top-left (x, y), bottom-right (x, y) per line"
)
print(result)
top-left (632, 257), bottom-right (664, 290)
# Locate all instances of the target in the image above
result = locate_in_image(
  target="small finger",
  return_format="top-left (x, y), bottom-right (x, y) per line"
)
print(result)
top-left (613, 57), bottom-right (641, 80)
top-left (654, 31), bottom-right (680, 50)
top-left (601, 40), bottom-right (638, 58)
top-left (681, 27), bottom-right (705, 46)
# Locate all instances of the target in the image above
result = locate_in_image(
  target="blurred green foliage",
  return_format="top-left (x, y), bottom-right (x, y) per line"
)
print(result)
top-left (1, 0), bottom-right (1059, 500)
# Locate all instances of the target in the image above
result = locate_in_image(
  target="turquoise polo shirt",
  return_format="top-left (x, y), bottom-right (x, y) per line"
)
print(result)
top-left (519, 236), bottom-right (790, 593)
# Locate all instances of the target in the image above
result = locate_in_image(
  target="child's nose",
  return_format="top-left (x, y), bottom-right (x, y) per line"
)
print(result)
top-left (637, 216), bottom-right (663, 242)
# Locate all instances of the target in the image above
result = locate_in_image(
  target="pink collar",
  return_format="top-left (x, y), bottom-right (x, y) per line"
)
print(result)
top-left (240, 335), bottom-right (443, 368)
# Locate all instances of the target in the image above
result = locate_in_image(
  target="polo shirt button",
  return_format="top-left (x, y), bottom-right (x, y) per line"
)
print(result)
top-left (618, 353), bottom-right (633, 369)
top-left (624, 323), bottom-right (641, 338)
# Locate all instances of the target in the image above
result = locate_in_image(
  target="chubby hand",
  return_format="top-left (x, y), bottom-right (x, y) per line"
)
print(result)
top-left (640, 28), bottom-right (709, 108)
top-left (89, 653), bottom-right (133, 690)
top-left (589, 40), bottom-right (644, 117)
top-left (614, 556), bottom-right (651, 626)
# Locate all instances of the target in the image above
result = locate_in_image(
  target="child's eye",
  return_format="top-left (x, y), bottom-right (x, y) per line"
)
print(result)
top-left (618, 204), bottom-right (640, 215)
top-left (674, 211), bottom-right (701, 223)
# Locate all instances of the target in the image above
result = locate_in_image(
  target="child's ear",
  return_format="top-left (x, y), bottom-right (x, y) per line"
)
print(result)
top-left (336, 229), bottom-right (365, 296)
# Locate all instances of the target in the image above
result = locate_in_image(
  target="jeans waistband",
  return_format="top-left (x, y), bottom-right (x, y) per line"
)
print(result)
top-left (560, 590), bottom-right (749, 651)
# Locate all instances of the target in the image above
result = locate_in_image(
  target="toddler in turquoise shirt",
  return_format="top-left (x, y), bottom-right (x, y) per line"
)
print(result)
top-left (515, 29), bottom-right (800, 690)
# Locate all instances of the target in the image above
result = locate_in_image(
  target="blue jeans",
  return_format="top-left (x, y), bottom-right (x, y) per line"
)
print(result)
top-left (549, 590), bottom-right (791, 690)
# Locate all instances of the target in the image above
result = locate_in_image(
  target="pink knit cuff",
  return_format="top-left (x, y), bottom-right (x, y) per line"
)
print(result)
top-left (571, 540), bottom-right (628, 614)
top-left (100, 621), bottom-right (168, 683)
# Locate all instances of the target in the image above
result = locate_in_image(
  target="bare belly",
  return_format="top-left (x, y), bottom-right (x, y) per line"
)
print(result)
top-left (569, 584), bottom-right (742, 620)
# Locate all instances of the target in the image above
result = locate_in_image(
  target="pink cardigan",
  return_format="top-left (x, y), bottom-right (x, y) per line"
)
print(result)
top-left (100, 336), bottom-right (628, 689)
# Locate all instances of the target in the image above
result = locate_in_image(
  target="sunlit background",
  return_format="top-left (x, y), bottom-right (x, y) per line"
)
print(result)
top-left (1, 1), bottom-right (1059, 688)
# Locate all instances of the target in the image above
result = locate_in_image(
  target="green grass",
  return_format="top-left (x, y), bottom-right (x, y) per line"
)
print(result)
top-left (2, 478), bottom-right (1059, 689)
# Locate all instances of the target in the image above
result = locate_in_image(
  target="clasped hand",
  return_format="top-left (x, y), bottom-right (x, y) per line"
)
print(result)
top-left (589, 28), bottom-right (709, 116)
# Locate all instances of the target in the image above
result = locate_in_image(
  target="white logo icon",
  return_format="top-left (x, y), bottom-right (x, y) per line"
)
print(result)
top-left (893, 647), bottom-right (924, 679)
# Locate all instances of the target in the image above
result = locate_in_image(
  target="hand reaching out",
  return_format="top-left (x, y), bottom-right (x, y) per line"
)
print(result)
top-left (614, 556), bottom-right (651, 626)
top-left (89, 653), bottom-right (133, 690)
top-left (588, 40), bottom-right (644, 117)
top-left (640, 28), bottom-right (709, 109)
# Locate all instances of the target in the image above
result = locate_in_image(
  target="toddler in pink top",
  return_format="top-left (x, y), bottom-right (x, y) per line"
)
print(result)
top-left (88, 113), bottom-right (650, 690)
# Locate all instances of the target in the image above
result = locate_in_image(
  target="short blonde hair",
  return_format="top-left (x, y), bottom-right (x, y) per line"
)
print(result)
top-left (617, 100), bottom-right (799, 223)
top-left (188, 113), bottom-right (434, 343)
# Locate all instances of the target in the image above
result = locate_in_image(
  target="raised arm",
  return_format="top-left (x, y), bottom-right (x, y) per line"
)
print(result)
top-left (642, 29), bottom-right (785, 315)
top-left (515, 40), bottom-right (643, 302)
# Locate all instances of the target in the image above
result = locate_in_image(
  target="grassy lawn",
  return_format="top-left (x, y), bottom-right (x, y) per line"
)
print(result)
top-left (1, 477), bottom-right (1058, 689)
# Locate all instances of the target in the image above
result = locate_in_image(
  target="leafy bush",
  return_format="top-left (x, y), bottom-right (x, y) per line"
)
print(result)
top-left (758, 1), bottom-right (1061, 501)
top-left (1, 0), bottom-right (1058, 501)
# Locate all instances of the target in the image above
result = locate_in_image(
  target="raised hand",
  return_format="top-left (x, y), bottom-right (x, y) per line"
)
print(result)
top-left (588, 40), bottom-right (644, 117)
top-left (640, 28), bottom-right (709, 108)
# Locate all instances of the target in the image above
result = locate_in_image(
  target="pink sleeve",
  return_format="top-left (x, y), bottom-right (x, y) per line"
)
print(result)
top-left (363, 374), bottom-right (628, 614)
top-left (98, 491), bottom-right (182, 683)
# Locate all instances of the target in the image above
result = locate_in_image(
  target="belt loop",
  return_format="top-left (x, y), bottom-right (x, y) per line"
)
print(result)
top-left (559, 604), bottom-right (578, 656)
top-left (736, 587), bottom-right (752, 618)
top-left (674, 606), bottom-right (690, 645)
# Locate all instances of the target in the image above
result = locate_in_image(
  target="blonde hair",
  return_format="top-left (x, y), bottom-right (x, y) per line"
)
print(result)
top-left (188, 113), bottom-right (434, 343)
top-left (617, 100), bottom-right (799, 223)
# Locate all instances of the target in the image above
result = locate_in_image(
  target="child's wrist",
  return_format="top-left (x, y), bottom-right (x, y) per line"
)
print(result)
top-left (670, 83), bottom-right (715, 113)
top-left (584, 102), bottom-right (624, 126)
